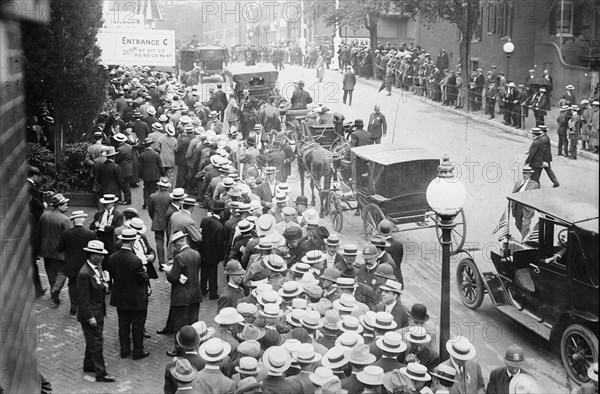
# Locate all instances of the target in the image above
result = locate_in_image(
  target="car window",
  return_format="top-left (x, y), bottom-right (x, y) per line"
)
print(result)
top-left (548, 222), bottom-right (568, 269)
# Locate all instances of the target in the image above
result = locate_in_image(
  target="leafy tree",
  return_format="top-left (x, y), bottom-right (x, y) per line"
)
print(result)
top-left (22, 0), bottom-right (109, 147)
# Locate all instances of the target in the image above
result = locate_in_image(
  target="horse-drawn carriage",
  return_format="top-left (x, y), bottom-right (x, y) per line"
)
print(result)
top-left (324, 144), bottom-right (467, 249)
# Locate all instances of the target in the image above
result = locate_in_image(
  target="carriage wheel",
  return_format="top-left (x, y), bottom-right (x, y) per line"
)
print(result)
top-left (363, 203), bottom-right (385, 240)
top-left (435, 208), bottom-right (467, 254)
top-left (327, 191), bottom-right (344, 233)
top-left (561, 324), bottom-right (599, 386)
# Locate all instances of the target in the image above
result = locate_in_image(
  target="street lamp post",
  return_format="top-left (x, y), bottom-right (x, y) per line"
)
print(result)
top-left (344, 24), bottom-right (348, 44)
top-left (331, 0), bottom-right (341, 71)
top-left (503, 37), bottom-right (515, 82)
top-left (426, 155), bottom-right (467, 362)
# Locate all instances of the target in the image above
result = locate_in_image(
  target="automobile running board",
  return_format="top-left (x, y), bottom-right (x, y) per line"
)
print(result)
top-left (482, 272), bottom-right (510, 306)
top-left (496, 304), bottom-right (552, 341)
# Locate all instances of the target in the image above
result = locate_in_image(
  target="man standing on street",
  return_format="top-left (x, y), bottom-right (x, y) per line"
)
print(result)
top-left (90, 194), bottom-right (123, 256)
top-left (165, 231), bottom-right (202, 357)
top-left (539, 125), bottom-right (560, 187)
top-left (342, 65), bottom-right (356, 106)
top-left (77, 240), bottom-right (116, 383)
top-left (350, 120), bottom-right (372, 148)
top-left (199, 200), bottom-right (226, 299)
top-left (290, 80), bottom-right (313, 109)
top-left (57, 210), bottom-right (97, 315)
top-left (139, 137), bottom-right (165, 209)
top-left (40, 193), bottom-right (72, 306)
top-left (486, 345), bottom-right (529, 394)
top-left (214, 83), bottom-right (229, 122)
top-left (28, 165), bottom-right (47, 297)
top-left (524, 128), bottom-right (546, 185)
top-left (113, 133), bottom-right (133, 205)
top-left (148, 177), bottom-right (172, 270)
top-left (367, 105), bottom-right (387, 144)
top-left (95, 146), bottom-right (124, 204)
top-left (107, 228), bottom-right (150, 360)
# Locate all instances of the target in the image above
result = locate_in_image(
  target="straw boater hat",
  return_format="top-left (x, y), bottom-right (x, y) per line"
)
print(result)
top-left (400, 363), bottom-right (431, 382)
top-left (341, 244), bottom-right (359, 256)
top-left (430, 364), bottom-right (458, 384)
top-left (83, 240), bottom-right (108, 255)
top-left (169, 188), bottom-right (188, 200)
top-left (235, 357), bottom-right (259, 376)
top-left (321, 346), bottom-right (348, 370)
top-left (376, 332), bottom-right (407, 353)
top-left (309, 367), bottom-right (335, 386)
top-left (294, 343), bottom-right (323, 365)
top-left (278, 281), bottom-right (303, 298)
top-left (129, 217), bottom-right (147, 234)
top-left (69, 210), bottom-right (88, 220)
top-left (113, 133), bottom-right (127, 143)
top-left (117, 228), bottom-right (138, 241)
top-left (256, 214), bottom-right (276, 236)
top-left (338, 315), bottom-right (363, 334)
top-left (446, 336), bottom-right (476, 360)
top-left (345, 343), bottom-right (376, 365)
top-left (333, 277), bottom-right (358, 290)
top-left (263, 346), bottom-right (292, 374)
top-left (372, 312), bottom-right (398, 331)
top-left (404, 326), bottom-right (432, 345)
top-left (301, 310), bottom-right (324, 330)
top-left (170, 231), bottom-right (187, 243)
top-left (102, 146), bottom-right (118, 157)
top-left (199, 338), bottom-right (231, 362)
top-left (325, 233), bottom-right (340, 247)
top-left (380, 279), bottom-right (403, 294)
top-left (257, 289), bottom-right (283, 308)
top-left (301, 250), bottom-right (327, 265)
top-left (286, 309), bottom-right (307, 327)
top-left (191, 321), bottom-right (215, 343)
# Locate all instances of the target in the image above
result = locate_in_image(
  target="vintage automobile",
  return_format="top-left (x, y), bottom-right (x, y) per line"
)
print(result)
top-left (223, 65), bottom-right (279, 102)
top-left (178, 45), bottom-right (227, 83)
top-left (455, 187), bottom-right (598, 385)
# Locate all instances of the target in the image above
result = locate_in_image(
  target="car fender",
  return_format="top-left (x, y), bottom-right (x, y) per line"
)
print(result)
top-left (453, 248), bottom-right (489, 272)
top-left (551, 310), bottom-right (600, 341)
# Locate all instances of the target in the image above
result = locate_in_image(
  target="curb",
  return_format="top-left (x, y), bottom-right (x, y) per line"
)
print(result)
top-left (329, 69), bottom-right (599, 163)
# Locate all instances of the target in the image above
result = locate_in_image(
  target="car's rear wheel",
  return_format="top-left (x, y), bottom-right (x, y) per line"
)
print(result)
top-left (456, 258), bottom-right (484, 309)
top-left (561, 324), bottom-right (598, 386)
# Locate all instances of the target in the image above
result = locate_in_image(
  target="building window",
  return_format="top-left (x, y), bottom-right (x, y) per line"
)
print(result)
top-left (550, 1), bottom-right (574, 36)
top-left (498, 1), bottom-right (513, 38)
top-left (487, 4), bottom-right (497, 34)
top-left (472, 6), bottom-right (483, 41)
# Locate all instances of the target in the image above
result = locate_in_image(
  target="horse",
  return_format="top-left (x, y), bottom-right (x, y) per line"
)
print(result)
top-left (291, 120), bottom-right (334, 217)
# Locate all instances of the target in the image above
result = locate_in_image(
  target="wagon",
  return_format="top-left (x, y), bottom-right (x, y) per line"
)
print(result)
top-left (178, 46), bottom-right (227, 82)
top-left (223, 65), bottom-right (279, 103)
top-left (454, 187), bottom-right (598, 386)
top-left (326, 144), bottom-right (467, 252)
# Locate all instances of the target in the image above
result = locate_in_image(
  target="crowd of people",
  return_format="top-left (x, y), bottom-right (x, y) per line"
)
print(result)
top-left (26, 47), bottom-right (600, 393)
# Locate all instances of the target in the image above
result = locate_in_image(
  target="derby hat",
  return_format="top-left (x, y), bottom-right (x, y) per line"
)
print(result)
top-left (83, 240), bottom-right (108, 255)
top-left (380, 279), bottom-right (403, 294)
top-left (294, 195), bottom-right (309, 206)
top-left (176, 325), bottom-right (200, 350)
top-left (321, 346), bottom-right (348, 370)
top-left (283, 226), bottom-right (303, 241)
top-left (430, 364), bottom-right (458, 383)
top-left (263, 254), bottom-right (286, 273)
top-left (199, 338), bottom-right (231, 362)
top-left (238, 324), bottom-right (266, 341)
top-left (404, 326), bottom-right (432, 345)
top-left (309, 367), bottom-right (335, 386)
top-left (118, 228), bottom-right (138, 241)
top-left (214, 307), bottom-right (244, 325)
top-left (295, 343), bottom-right (323, 364)
top-left (357, 366), bottom-right (384, 386)
top-left (371, 235), bottom-right (390, 248)
top-left (257, 289), bottom-right (283, 307)
top-left (376, 332), bottom-right (407, 353)
top-left (263, 346), bottom-right (292, 373)
top-left (346, 343), bottom-right (375, 365)
top-left (338, 315), bottom-right (363, 334)
top-left (102, 146), bottom-right (118, 157)
top-left (446, 336), bottom-right (476, 360)
top-left (211, 200), bottom-right (226, 212)
top-left (129, 217), bottom-right (147, 234)
top-left (170, 231), bottom-right (188, 243)
top-left (353, 119), bottom-right (364, 127)
top-left (99, 193), bottom-right (119, 204)
top-left (504, 344), bottom-right (525, 367)
top-left (256, 214), bottom-right (276, 236)
top-left (170, 359), bottom-right (197, 383)
top-left (301, 250), bottom-right (327, 265)
top-left (372, 312), bottom-right (398, 330)
top-left (69, 210), bottom-right (88, 220)
top-left (225, 260), bottom-right (245, 275)
top-left (235, 357), bottom-right (259, 376)
top-left (169, 188), bottom-right (188, 200)
top-left (301, 310), bottom-right (323, 330)
top-left (286, 309), bottom-right (307, 327)
top-left (278, 281), bottom-right (303, 298)
top-left (400, 363), bottom-right (431, 382)
top-left (191, 321), bottom-right (215, 343)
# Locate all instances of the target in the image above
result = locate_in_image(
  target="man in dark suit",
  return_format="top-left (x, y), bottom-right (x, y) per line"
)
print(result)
top-left (131, 110), bottom-right (150, 142)
top-left (374, 280), bottom-right (409, 329)
top-left (524, 128), bottom-right (546, 184)
top-left (290, 80), bottom-right (313, 109)
top-left (199, 200), bottom-right (226, 299)
top-left (401, 326), bottom-right (439, 372)
top-left (486, 345), bottom-right (529, 394)
top-left (169, 198), bottom-right (202, 249)
top-left (107, 229), bottom-right (150, 360)
top-left (174, 128), bottom-right (191, 190)
top-left (76, 240), bottom-right (115, 382)
top-left (165, 231), bottom-right (202, 356)
top-left (377, 219), bottom-right (404, 286)
top-left (163, 325), bottom-right (207, 394)
top-left (473, 68), bottom-right (485, 111)
top-left (367, 105), bottom-right (387, 144)
top-left (342, 65), bottom-right (357, 105)
top-left (57, 211), bottom-right (97, 315)
top-left (27, 166), bottom-right (47, 297)
top-left (214, 83), bottom-right (229, 122)
top-left (90, 194), bottom-right (123, 256)
top-left (139, 137), bottom-right (165, 209)
top-left (350, 119), bottom-right (372, 148)
top-left (439, 336), bottom-right (485, 394)
top-left (95, 146), bottom-right (125, 202)
top-left (539, 125), bottom-right (560, 187)
top-left (532, 87), bottom-right (550, 126)
top-left (148, 177), bottom-right (172, 267)
top-left (511, 166), bottom-right (540, 238)
top-left (218, 260), bottom-right (245, 312)
top-left (114, 133), bottom-right (133, 204)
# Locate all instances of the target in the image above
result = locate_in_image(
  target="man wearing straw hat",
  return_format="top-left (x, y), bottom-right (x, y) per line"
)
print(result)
top-left (139, 137), bottom-right (165, 209)
top-left (439, 336), bottom-right (485, 394)
top-left (107, 228), bottom-right (150, 360)
top-left (342, 343), bottom-right (377, 393)
top-left (195, 338), bottom-right (234, 394)
top-left (400, 363), bottom-right (432, 392)
top-left (288, 343), bottom-right (323, 392)
top-left (40, 193), bottom-right (72, 306)
top-left (57, 210), bottom-right (97, 315)
top-left (90, 194), bottom-right (123, 256)
top-left (95, 146), bottom-right (125, 203)
top-left (164, 324), bottom-right (210, 394)
top-left (148, 177), bottom-right (172, 270)
top-left (200, 200), bottom-right (227, 299)
top-left (511, 165), bottom-right (539, 238)
top-left (77, 240), bottom-right (115, 382)
top-left (261, 346), bottom-right (303, 393)
top-left (401, 326), bottom-right (439, 371)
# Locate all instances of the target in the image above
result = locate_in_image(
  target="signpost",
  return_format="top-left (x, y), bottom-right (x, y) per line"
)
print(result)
top-left (96, 29), bottom-right (176, 66)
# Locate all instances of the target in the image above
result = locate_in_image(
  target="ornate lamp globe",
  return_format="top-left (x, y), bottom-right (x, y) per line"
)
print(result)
top-left (426, 155), bottom-right (466, 218)
top-left (503, 40), bottom-right (515, 56)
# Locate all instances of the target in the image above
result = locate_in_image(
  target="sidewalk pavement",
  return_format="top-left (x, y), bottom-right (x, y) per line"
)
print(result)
top-left (329, 69), bottom-right (599, 162)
